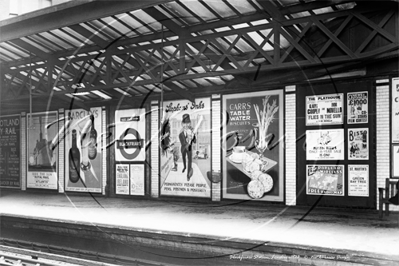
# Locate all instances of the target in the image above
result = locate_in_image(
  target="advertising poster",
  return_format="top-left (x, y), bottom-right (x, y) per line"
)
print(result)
top-left (0, 115), bottom-right (20, 188)
top-left (393, 145), bottom-right (399, 178)
top-left (348, 128), bottom-right (368, 160)
top-left (222, 90), bottom-right (284, 202)
top-left (306, 165), bottom-right (344, 196)
top-left (115, 109), bottom-right (146, 162)
top-left (347, 91), bottom-right (368, 124)
top-left (27, 112), bottom-right (58, 190)
top-left (306, 93), bottom-right (344, 125)
top-left (160, 98), bottom-right (211, 198)
top-left (306, 129), bottom-right (344, 161)
top-left (392, 78), bottom-right (399, 143)
top-left (130, 164), bottom-right (145, 196)
top-left (348, 165), bottom-right (369, 197)
top-left (116, 164), bottom-right (129, 195)
top-left (65, 107), bottom-right (102, 193)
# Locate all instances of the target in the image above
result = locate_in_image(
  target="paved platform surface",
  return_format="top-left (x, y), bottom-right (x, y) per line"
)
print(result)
top-left (0, 190), bottom-right (399, 264)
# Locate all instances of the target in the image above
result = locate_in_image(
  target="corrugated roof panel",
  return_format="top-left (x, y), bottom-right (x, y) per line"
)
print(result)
top-left (1, 42), bottom-right (30, 58)
top-left (0, 53), bottom-right (13, 61)
top-left (87, 20), bottom-right (122, 39)
top-left (154, 5), bottom-right (185, 27)
top-left (227, 0), bottom-right (257, 15)
top-left (181, 1), bottom-right (218, 22)
top-left (123, 13), bottom-right (153, 35)
top-left (132, 10), bottom-right (163, 32)
top-left (101, 17), bottom-right (134, 36)
top-left (113, 14), bottom-right (141, 37)
top-left (39, 32), bottom-right (75, 50)
top-left (62, 27), bottom-right (96, 45)
top-left (202, 0), bottom-right (236, 18)
top-left (80, 22), bottom-right (112, 41)
top-left (163, 2), bottom-right (200, 25)
top-left (20, 37), bottom-right (54, 53)
top-left (51, 29), bottom-right (85, 47)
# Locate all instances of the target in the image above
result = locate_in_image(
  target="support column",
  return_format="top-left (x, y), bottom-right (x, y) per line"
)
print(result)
top-left (151, 100), bottom-right (159, 198)
top-left (376, 79), bottom-right (397, 210)
top-left (285, 86), bottom-right (296, 206)
top-left (211, 94), bottom-right (221, 201)
top-left (58, 109), bottom-right (65, 193)
top-left (21, 112), bottom-right (26, 191)
top-left (102, 107), bottom-right (107, 196)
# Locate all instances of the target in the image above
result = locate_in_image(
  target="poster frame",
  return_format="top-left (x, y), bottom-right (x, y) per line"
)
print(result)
top-left (305, 93), bottom-right (344, 126)
top-left (347, 91), bottom-right (368, 124)
top-left (306, 164), bottom-right (345, 196)
top-left (0, 114), bottom-right (22, 189)
top-left (392, 77), bottom-right (399, 143)
top-left (222, 89), bottom-right (284, 202)
top-left (347, 128), bottom-right (369, 160)
top-left (306, 129), bottom-right (345, 161)
top-left (348, 164), bottom-right (369, 197)
top-left (26, 111), bottom-right (59, 190)
top-left (392, 144), bottom-right (399, 178)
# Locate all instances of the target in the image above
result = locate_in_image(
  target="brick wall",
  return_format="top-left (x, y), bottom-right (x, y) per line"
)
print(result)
top-left (211, 95), bottom-right (221, 201)
top-left (21, 113), bottom-right (26, 191)
top-left (285, 87), bottom-right (296, 205)
top-left (376, 84), bottom-right (398, 211)
top-left (58, 109), bottom-right (64, 193)
top-left (150, 101), bottom-right (159, 198)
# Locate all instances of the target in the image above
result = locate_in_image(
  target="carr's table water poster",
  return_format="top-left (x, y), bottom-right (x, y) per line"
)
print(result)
top-left (306, 129), bottom-right (344, 161)
top-left (392, 78), bottom-right (399, 143)
top-left (306, 93), bottom-right (344, 126)
top-left (348, 165), bottom-right (369, 197)
top-left (0, 115), bottom-right (20, 188)
top-left (160, 98), bottom-right (211, 198)
top-left (347, 91), bottom-right (368, 124)
top-left (222, 90), bottom-right (284, 202)
top-left (348, 128), bottom-right (368, 160)
top-left (65, 107), bottom-right (102, 193)
top-left (27, 112), bottom-right (58, 189)
top-left (306, 165), bottom-right (344, 196)
top-left (115, 109), bottom-right (146, 196)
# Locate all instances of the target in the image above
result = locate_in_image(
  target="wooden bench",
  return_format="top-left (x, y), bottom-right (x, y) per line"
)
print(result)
top-left (379, 178), bottom-right (399, 218)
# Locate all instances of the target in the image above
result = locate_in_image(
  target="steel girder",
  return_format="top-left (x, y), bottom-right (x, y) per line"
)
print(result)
top-left (1, 2), bottom-right (398, 102)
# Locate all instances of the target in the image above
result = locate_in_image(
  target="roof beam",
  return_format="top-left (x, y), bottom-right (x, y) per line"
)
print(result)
top-left (0, 0), bottom-right (174, 42)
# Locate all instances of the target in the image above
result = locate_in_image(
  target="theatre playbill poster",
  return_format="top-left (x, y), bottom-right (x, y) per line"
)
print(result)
top-left (0, 115), bottom-right (20, 188)
top-left (160, 98), bottom-right (211, 198)
top-left (306, 93), bottom-right (343, 126)
top-left (306, 165), bottom-right (344, 196)
top-left (222, 90), bottom-right (284, 202)
top-left (392, 78), bottom-right (399, 143)
top-left (65, 107), bottom-right (102, 193)
top-left (348, 165), bottom-right (369, 197)
top-left (116, 164), bottom-right (129, 195)
top-left (348, 128), bottom-right (369, 160)
top-left (306, 129), bottom-right (344, 161)
top-left (27, 112), bottom-right (58, 190)
top-left (347, 91), bottom-right (368, 124)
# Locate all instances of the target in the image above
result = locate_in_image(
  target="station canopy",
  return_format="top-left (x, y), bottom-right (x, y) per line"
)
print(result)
top-left (0, 0), bottom-right (398, 105)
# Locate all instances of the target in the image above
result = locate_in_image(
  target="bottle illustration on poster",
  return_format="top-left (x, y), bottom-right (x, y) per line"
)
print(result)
top-left (88, 114), bottom-right (97, 160)
top-left (69, 129), bottom-right (81, 183)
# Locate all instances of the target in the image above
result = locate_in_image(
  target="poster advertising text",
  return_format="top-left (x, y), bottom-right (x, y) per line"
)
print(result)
top-left (306, 93), bottom-right (343, 125)
top-left (348, 128), bottom-right (369, 160)
top-left (0, 115), bottom-right (20, 188)
top-left (65, 107), bottom-right (102, 193)
top-left (306, 165), bottom-right (344, 196)
top-left (393, 145), bottom-right (399, 178)
top-left (130, 164), bottom-right (145, 196)
top-left (347, 91), bottom-right (368, 124)
top-left (222, 90), bottom-right (284, 202)
top-left (348, 165), bottom-right (369, 197)
top-left (160, 98), bottom-right (211, 198)
top-left (116, 164), bottom-right (129, 195)
top-left (27, 112), bottom-right (58, 190)
top-left (392, 78), bottom-right (399, 143)
top-left (115, 109), bottom-right (146, 162)
top-left (306, 129), bottom-right (344, 161)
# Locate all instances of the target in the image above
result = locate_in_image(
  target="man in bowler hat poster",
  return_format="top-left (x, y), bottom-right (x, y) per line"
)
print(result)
top-left (179, 114), bottom-right (196, 181)
top-left (160, 98), bottom-right (212, 198)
